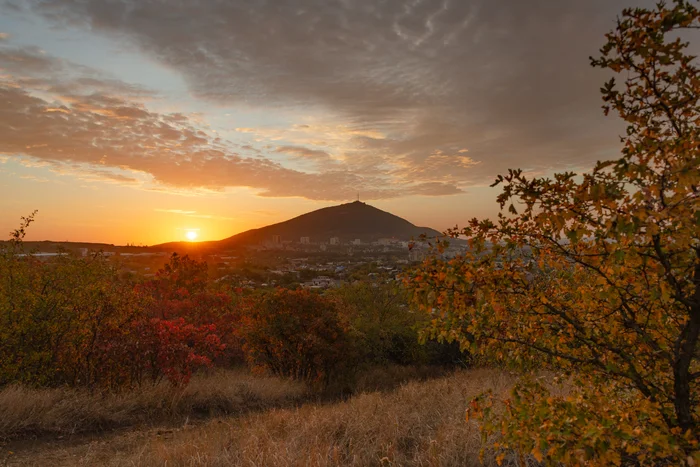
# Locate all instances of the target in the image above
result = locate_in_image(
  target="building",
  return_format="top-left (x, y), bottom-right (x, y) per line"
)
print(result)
top-left (271, 235), bottom-right (281, 244)
top-left (330, 237), bottom-right (340, 245)
top-left (300, 236), bottom-right (310, 244)
top-left (376, 238), bottom-right (396, 246)
top-left (352, 239), bottom-right (362, 245)
top-left (301, 276), bottom-right (340, 289)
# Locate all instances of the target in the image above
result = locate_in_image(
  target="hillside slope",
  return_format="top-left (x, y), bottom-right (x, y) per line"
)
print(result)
top-left (217, 201), bottom-right (443, 246)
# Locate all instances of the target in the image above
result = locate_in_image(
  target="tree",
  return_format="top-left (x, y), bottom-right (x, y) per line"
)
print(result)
top-left (406, 1), bottom-right (699, 464)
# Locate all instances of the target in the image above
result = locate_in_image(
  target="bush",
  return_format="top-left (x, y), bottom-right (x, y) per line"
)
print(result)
top-left (239, 288), bottom-right (349, 386)
top-left (0, 217), bottom-right (224, 389)
top-left (332, 281), bottom-right (467, 368)
top-left (137, 253), bottom-right (244, 367)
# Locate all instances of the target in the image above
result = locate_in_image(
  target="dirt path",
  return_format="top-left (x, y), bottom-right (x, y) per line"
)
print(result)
top-left (0, 420), bottom-right (203, 466)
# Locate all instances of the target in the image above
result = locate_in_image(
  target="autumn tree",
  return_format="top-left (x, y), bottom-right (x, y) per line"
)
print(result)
top-left (406, 1), bottom-right (699, 464)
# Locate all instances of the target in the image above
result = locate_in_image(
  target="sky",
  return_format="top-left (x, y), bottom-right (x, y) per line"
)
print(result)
top-left (0, 0), bottom-right (651, 245)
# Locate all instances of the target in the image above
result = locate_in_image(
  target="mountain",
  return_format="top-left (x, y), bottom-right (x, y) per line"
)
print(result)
top-left (154, 201), bottom-right (446, 250)
top-left (224, 201), bottom-right (443, 246)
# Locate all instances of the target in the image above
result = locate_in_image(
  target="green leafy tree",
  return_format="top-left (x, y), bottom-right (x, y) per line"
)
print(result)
top-left (406, 1), bottom-right (699, 464)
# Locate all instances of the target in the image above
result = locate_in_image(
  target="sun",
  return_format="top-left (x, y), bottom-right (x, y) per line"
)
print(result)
top-left (185, 230), bottom-right (198, 241)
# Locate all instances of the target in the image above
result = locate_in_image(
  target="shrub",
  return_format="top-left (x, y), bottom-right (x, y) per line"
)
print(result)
top-left (0, 217), bottom-right (224, 390)
top-left (331, 281), bottom-right (464, 368)
top-left (137, 253), bottom-right (244, 366)
top-left (239, 288), bottom-right (349, 386)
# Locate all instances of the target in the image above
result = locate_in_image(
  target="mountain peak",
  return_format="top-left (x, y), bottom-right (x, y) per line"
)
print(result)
top-left (218, 201), bottom-right (442, 246)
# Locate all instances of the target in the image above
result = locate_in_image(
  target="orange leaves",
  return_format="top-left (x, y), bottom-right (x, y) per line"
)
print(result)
top-left (531, 446), bottom-right (543, 463)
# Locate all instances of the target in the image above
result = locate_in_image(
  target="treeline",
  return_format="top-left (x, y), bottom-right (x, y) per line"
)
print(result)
top-left (0, 217), bottom-right (459, 391)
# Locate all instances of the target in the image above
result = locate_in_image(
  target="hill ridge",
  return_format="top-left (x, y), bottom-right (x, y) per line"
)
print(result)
top-left (155, 201), bottom-right (444, 249)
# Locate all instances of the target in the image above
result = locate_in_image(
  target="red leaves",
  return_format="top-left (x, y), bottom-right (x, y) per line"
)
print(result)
top-left (135, 317), bottom-right (225, 386)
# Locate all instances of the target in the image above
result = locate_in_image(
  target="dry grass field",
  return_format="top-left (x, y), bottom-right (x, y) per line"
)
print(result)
top-left (0, 368), bottom-right (528, 467)
top-left (0, 369), bottom-right (309, 440)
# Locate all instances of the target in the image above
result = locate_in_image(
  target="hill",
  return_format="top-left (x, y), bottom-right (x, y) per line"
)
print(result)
top-left (155, 201), bottom-right (446, 250)
top-left (221, 201), bottom-right (443, 246)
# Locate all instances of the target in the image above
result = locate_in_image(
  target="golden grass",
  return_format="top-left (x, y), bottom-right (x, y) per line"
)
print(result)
top-left (123, 368), bottom-right (517, 467)
top-left (0, 368), bottom-right (308, 439)
top-left (1, 368), bottom-right (531, 466)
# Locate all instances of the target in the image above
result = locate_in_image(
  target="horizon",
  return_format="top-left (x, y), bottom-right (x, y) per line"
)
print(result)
top-left (0, 0), bottom-right (649, 244)
top-left (10, 200), bottom-right (443, 247)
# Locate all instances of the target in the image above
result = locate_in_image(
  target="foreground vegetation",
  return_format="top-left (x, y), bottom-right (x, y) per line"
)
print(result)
top-left (0, 222), bottom-right (458, 392)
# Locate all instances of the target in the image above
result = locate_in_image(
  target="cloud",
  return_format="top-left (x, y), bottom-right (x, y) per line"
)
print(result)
top-left (1, 83), bottom-right (400, 199)
top-left (2, 0), bottom-right (650, 199)
top-left (19, 174), bottom-right (49, 183)
top-left (275, 145), bottom-right (333, 162)
top-left (0, 38), bottom-right (466, 200)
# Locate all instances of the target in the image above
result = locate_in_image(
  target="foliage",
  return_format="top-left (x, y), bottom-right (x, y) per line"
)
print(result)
top-left (331, 281), bottom-right (420, 365)
top-left (473, 377), bottom-right (692, 466)
top-left (123, 317), bottom-right (224, 386)
top-left (138, 253), bottom-right (244, 365)
top-left (331, 281), bottom-right (463, 367)
top-left (0, 218), bottom-right (224, 389)
top-left (239, 288), bottom-right (349, 385)
top-left (406, 1), bottom-right (699, 464)
top-left (138, 253), bottom-right (209, 313)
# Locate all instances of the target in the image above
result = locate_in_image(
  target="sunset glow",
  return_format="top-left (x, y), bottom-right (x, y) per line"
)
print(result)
top-left (185, 230), bottom-right (198, 241)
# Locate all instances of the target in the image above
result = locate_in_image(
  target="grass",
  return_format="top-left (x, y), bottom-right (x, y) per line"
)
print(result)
top-left (131, 368), bottom-right (518, 466)
top-left (1, 368), bottom-right (531, 466)
top-left (0, 368), bottom-right (308, 440)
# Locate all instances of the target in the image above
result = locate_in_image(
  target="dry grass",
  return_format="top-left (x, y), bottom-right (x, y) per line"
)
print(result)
top-left (121, 368), bottom-right (518, 467)
top-left (1, 368), bottom-right (538, 467)
top-left (0, 368), bottom-right (308, 440)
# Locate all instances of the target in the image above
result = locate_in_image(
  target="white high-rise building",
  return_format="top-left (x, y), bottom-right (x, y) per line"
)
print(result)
top-left (329, 237), bottom-right (340, 245)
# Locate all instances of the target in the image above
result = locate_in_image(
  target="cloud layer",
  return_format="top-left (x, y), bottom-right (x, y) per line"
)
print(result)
top-left (1, 0), bottom-right (647, 199)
